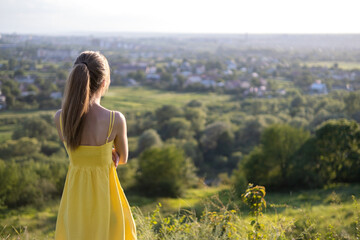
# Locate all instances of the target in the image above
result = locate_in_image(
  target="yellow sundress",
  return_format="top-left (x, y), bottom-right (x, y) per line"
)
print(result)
top-left (54, 111), bottom-right (137, 240)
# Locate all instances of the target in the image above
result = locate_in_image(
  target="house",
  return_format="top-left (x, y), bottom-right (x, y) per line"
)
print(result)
top-left (180, 61), bottom-right (192, 71)
top-left (0, 94), bottom-right (6, 110)
top-left (225, 60), bottom-right (237, 70)
top-left (146, 73), bottom-right (161, 81)
top-left (195, 65), bottom-right (205, 75)
top-left (224, 80), bottom-right (251, 90)
top-left (240, 81), bottom-right (251, 89)
top-left (225, 80), bottom-right (241, 90)
top-left (259, 78), bottom-right (267, 86)
top-left (123, 78), bottom-right (139, 87)
top-left (277, 89), bottom-right (287, 95)
top-left (15, 75), bottom-right (35, 84)
top-left (180, 71), bottom-right (192, 77)
top-left (216, 82), bottom-right (225, 87)
top-left (201, 79), bottom-right (216, 88)
top-left (223, 69), bottom-right (233, 75)
top-left (259, 86), bottom-right (266, 91)
top-left (252, 72), bottom-right (259, 78)
top-left (249, 87), bottom-right (258, 94)
top-left (332, 84), bottom-right (354, 91)
top-left (20, 91), bottom-right (36, 97)
top-left (184, 75), bottom-right (202, 87)
top-left (145, 66), bottom-right (157, 74)
top-left (350, 72), bottom-right (357, 81)
top-left (37, 49), bottom-right (78, 60)
top-left (310, 80), bottom-right (328, 94)
top-left (240, 67), bottom-right (247, 73)
top-left (168, 61), bottom-right (178, 67)
top-left (114, 64), bottom-right (147, 76)
top-left (50, 92), bottom-right (62, 99)
top-left (266, 68), bottom-right (276, 74)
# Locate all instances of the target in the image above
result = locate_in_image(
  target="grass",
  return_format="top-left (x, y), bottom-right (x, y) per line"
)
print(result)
top-left (302, 61), bottom-right (360, 70)
top-left (0, 124), bottom-right (14, 143)
top-left (0, 200), bottom-right (59, 239)
top-left (0, 85), bottom-right (232, 119)
top-left (101, 85), bottom-right (232, 112)
top-left (269, 77), bottom-right (295, 90)
top-left (0, 110), bottom-right (55, 120)
top-left (129, 185), bottom-right (230, 215)
top-left (1, 184), bottom-right (359, 239)
top-left (0, 186), bottom-right (228, 239)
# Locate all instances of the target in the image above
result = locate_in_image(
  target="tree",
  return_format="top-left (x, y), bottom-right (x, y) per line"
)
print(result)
top-left (56, 70), bottom-right (68, 80)
top-left (167, 138), bottom-right (203, 167)
top-left (137, 129), bottom-right (162, 154)
top-left (186, 99), bottom-right (203, 108)
top-left (8, 58), bottom-right (17, 70)
top-left (159, 117), bottom-right (194, 140)
top-left (183, 107), bottom-right (207, 132)
top-left (136, 145), bottom-right (196, 197)
top-left (205, 60), bottom-right (224, 71)
top-left (314, 119), bottom-right (360, 183)
top-left (160, 72), bottom-right (173, 84)
top-left (0, 137), bottom-right (41, 159)
top-left (291, 95), bottom-right (305, 108)
top-left (242, 124), bottom-right (310, 189)
top-left (344, 91), bottom-right (360, 117)
top-left (199, 122), bottom-right (232, 153)
top-left (175, 74), bottom-right (186, 89)
top-left (155, 105), bottom-right (183, 125)
top-left (1, 79), bottom-right (20, 99)
top-left (288, 137), bottom-right (322, 188)
top-left (261, 124), bottom-right (310, 185)
top-left (235, 120), bottom-right (263, 153)
top-left (242, 147), bottom-right (269, 186)
top-left (12, 116), bottom-right (57, 141)
top-left (14, 69), bottom-right (25, 78)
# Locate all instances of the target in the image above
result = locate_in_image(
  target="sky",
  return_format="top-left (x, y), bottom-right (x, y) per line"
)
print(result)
top-left (0, 0), bottom-right (359, 35)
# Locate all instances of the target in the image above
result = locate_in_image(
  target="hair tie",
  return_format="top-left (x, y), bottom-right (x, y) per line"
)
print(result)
top-left (81, 62), bottom-right (88, 68)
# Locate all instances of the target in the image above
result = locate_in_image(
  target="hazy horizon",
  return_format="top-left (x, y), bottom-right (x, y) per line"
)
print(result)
top-left (4, 31), bottom-right (360, 37)
top-left (1, 0), bottom-right (359, 35)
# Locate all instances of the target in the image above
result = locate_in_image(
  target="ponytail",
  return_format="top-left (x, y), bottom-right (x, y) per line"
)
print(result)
top-left (62, 63), bottom-right (90, 150)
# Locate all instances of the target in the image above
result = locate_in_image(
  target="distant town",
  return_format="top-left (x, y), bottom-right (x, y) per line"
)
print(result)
top-left (1, 33), bottom-right (360, 110)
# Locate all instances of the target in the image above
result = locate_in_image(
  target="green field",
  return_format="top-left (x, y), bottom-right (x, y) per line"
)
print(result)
top-left (0, 86), bottom-right (232, 118)
top-left (101, 85), bottom-right (232, 112)
top-left (0, 110), bottom-right (56, 120)
top-left (302, 61), bottom-right (360, 70)
top-left (0, 124), bottom-right (14, 142)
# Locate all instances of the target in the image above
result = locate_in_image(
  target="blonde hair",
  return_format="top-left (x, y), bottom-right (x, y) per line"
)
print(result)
top-left (61, 51), bottom-right (110, 150)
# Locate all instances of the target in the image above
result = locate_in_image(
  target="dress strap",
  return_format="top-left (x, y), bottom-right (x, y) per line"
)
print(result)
top-left (59, 111), bottom-right (64, 140)
top-left (106, 111), bottom-right (115, 144)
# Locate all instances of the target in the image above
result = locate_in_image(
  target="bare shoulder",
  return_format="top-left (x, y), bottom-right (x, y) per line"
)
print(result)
top-left (113, 111), bottom-right (125, 120)
top-left (113, 111), bottom-right (126, 131)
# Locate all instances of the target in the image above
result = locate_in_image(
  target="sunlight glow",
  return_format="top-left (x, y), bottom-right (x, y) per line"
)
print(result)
top-left (0, 0), bottom-right (358, 34)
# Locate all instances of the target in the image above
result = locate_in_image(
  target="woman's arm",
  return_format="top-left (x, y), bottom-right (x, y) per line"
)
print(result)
top-left (113, 111), bottom-right (129, 165)
top-left (54, 109), bottom-right (64, 141)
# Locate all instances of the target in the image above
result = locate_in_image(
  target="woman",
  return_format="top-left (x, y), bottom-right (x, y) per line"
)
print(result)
top-left (53, 51), bottom-right (137, 240)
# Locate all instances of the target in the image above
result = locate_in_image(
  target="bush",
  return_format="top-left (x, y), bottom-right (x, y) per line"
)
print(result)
top-left (136, 145), bottom-right (196, 197)
top-left (12, 115), bottom-right (57, 141)
top-left (137, 129), bottom-right (162, 154)
top-left (41, 140), bottom-right (62, 156)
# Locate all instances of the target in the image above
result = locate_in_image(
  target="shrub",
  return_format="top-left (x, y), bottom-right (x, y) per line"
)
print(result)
top-left (136, 145), bottom-right (196, 197)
